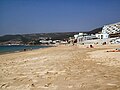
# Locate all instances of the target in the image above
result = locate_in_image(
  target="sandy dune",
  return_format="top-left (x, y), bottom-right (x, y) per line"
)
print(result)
top-left (0, 44), bottom-right (120, 90)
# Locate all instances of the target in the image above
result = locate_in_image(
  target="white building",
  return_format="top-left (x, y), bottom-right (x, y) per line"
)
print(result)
top-left (74, 33), bottom-right (97, 43)
top-left (102, 22), bottom-right (120, 34)
top-left (95, 22), bottom-right (120, 39)
top-left (75, 22), bottom-right (120, 44)
top-left (74, 34), bottom-right (79, 39)
top-left (110, 38), bottom-right (120, 44)
top-left (95, 33), bottom-right (109, 39)
top-left (39, 40), bottom-right (52, 44)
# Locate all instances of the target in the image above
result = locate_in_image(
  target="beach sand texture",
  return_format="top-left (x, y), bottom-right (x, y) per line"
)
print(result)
top-left (0, 44), bottom-right (120, 90)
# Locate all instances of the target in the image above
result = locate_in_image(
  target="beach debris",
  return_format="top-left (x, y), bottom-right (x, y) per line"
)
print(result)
top-left (31, 83), bottom-right (35, 87)
top-left (44, 83), bottom-right (51, 87)
top-left (45, 71), bottom-right (58, 75)
top-left (107, 48), bottom-right (120, 52)
top-left (1, 83), bottom-right (9, 88)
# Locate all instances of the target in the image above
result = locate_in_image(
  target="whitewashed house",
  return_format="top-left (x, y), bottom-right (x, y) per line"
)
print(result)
top-left (95, 33), bottom-right (109, 39)
top-left (39, 40), bottom-right (52, 44)
top-left (74, 33), bottom-right (97, 43)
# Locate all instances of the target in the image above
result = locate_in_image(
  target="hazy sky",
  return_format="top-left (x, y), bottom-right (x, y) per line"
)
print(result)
top-left (0, 0), bottom-right (120, 35)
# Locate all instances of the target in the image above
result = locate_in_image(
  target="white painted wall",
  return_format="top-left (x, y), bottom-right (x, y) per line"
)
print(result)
top-left (96, 33), bottom-right (109, 39)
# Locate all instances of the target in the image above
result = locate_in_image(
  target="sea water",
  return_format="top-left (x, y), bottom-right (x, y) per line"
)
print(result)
top-left (0, 45), bottom-right (50, 54)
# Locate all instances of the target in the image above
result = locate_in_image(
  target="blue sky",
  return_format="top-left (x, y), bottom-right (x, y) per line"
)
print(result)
top-left (0, 0), bottom-right (120, 35)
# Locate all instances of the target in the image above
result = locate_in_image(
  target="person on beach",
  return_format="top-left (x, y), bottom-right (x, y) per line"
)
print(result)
top-left (90, 45), bottom-right (94, 48)
top-left (87, 45), bottom-right (94, 48)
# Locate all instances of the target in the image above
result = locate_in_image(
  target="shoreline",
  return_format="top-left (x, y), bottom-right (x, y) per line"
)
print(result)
top-left (0, 45), bottom-right (53, 55)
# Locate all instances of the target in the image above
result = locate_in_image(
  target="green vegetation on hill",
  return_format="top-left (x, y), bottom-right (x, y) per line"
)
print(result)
top-left (0, 32), bottom-right (79, 44)
top-left (0, 27), bottom-right (104, 44)
top-left (0, 35), bottom-right (30, 44)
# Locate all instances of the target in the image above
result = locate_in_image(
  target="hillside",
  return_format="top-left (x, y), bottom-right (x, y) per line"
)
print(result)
top-left (0, 32), bottom-right (79, 44)
top-left (87, 27), bottom-right (102, 34)
top-left (0, 28), bottom-right (103, 45)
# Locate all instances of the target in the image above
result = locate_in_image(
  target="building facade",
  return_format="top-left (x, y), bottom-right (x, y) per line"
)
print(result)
top-left (102, 22), bottom-right (120, 34)
top-left (95, 33), bottom-right (109, 39)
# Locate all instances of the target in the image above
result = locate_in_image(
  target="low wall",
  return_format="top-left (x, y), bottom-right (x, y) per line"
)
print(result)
top-left (77, 38), bottom-right (115, 45)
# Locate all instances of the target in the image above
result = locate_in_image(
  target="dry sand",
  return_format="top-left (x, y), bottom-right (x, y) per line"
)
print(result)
top-left (0, 44), bottom-right (120, 90)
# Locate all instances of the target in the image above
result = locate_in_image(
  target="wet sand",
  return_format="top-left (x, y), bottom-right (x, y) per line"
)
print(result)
top-left (0, 44), bottom-right (120, 90)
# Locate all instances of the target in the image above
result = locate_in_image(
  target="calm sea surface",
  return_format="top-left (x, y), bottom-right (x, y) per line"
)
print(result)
top-left (0, 45), bottom-right (50, 54)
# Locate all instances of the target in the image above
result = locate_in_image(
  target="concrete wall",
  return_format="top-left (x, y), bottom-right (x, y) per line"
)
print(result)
top-left (78, 38), bottom-right (115, 45)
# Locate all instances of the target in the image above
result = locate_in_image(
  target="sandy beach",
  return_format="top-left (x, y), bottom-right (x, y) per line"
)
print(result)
top-left (0, 44), bottom-right (120, 90)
